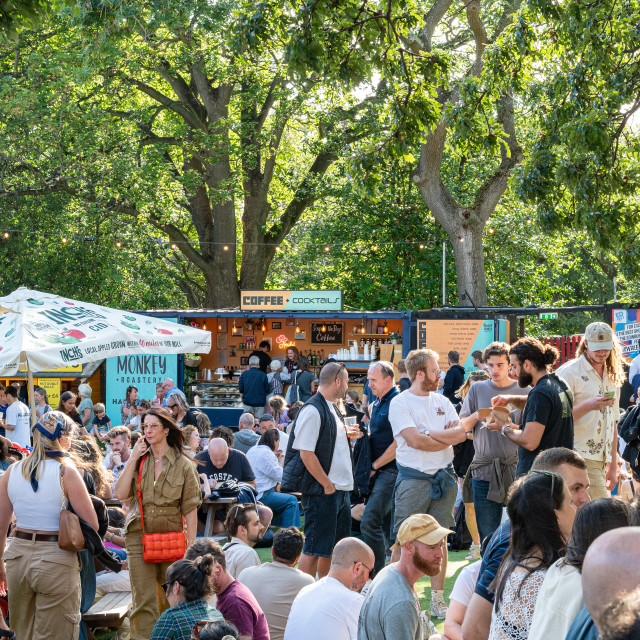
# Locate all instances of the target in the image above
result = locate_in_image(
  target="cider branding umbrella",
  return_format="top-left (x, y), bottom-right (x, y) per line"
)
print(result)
top-left (0, 287), bottom-right (211, 426)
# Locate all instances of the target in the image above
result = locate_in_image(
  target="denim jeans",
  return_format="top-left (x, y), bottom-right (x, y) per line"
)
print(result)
top-left (79, 549), bottom-right (96, 640)
top-left (360, 468), bottom-right (397, 573)
top-left (259, 488), bottom-right (301, 528)
top-left (472, 478), bottom-right (504, 543)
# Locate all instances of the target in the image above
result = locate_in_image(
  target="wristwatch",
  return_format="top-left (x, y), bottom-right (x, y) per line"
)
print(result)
top-left (465, 431), bottom-right (473, 440)
top-left (501, 424), bottom-right (512, 436)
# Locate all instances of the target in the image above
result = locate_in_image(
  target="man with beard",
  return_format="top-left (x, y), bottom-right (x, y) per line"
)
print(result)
top-left (222, 504), bottom-right (264, 578)
top-left (185, 538), bottom-right (270, 640)
top-left (357, 514), bottom-right (453, 640)
top-left (389, 349), bottom-right (467, 619)
top-left (284, 538), bottom-right (374, 640)
top-left (487, 337), bottom-right (574, 476)
top-left (557, 322), bottom-right (624, 499)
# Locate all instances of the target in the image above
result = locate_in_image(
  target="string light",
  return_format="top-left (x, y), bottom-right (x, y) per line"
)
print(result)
top-left (458, 236), bottom-right (464, 242)
top-left (321, 322), bottom-right (327, 333)
top-left (223, 245), bottom-right (229, 251)
top-left (324, 246), bottom-right (330, 252)
top-left (383, 320), bottom-right (388, 334)
top-left (62, 237), bottom-right (67, 243)
top-left (372, 245), bottom-right (378, 250)
top-left (115, 240), bottom-right (122, 247)
top-left (527, 218), bottom-right (533, 225)
top-left (171, 243), bottom-right (177, 249)
top-left (488, 228), bottom-right (495, 234)
top-left (232, 319), bottom-right (237, 334)
top-left (419, 244), bottom-right (424, 249)
top-left (295, 319), bottom-right (300, 334)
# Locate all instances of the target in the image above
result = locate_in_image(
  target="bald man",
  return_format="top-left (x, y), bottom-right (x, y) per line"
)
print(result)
top-left (565, 527), bottom-right (640, 640)
top-left (195, 437), bottom-right (257, 534)
top-left (284, 538), bottom-right (375, 640)
top-left (161, 378), bottom-right (186, 406)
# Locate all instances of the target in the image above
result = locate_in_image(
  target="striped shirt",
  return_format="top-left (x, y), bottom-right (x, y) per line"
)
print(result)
top-left (474, 520), bottom-right (511, 603)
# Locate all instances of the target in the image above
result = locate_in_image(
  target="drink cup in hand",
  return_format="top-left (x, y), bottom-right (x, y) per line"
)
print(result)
top-left (111, 453), bottom-right (122, 467)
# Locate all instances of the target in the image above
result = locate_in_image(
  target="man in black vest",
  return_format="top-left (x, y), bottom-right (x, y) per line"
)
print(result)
top-left (283, 362), bottom-right (353, 578)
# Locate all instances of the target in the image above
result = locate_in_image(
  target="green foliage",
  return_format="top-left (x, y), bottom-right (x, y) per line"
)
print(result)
top-left (508, 0), bottom-right (640, 271)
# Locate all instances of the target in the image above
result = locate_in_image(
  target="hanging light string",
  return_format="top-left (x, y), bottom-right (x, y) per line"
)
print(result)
top-left (0, 224), bottom-right (526, 250)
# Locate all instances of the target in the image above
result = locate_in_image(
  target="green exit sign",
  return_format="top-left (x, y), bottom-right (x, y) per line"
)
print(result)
top-left (539, 313), bottom-right (558, 320)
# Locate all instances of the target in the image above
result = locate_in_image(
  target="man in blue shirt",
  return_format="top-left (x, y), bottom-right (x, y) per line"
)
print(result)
top-left (360, 361), bottom-right (400, 573)
top-left (161, 378), bottom-right (186, 407)
top-left (462, 447), bottom-right (591, 640)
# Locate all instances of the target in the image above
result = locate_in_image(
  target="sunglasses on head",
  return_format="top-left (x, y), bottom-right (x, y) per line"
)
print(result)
top-left (527, 469), bottom-right (560, 494)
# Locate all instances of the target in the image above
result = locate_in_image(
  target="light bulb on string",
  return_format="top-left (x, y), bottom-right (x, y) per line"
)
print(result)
top-left (62, 237), bottom-right (67, 244)
top-left (295, 320), bottom-right (300, 334)
top-left (261, 318), bottom-right (266, 332)
top-left (3, 232), bottom-right (9, 239)
top-left (232, 319), bottom-right (237, 334)
top-left (321, 322), bottom-right (327, 333)
top-left (383, 321), bottom-right (388, 334)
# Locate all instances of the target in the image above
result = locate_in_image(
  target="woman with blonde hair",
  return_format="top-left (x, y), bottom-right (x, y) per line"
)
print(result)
top-left (0, 411), bottom-right (98, 640)
top-left (72, 435), bottom-right (114, 501)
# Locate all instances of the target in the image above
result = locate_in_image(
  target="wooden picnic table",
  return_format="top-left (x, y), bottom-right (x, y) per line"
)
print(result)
top-left (201, 496), bottom-right (238, 537)
top-left (83, 591), bottom-right (131, 640)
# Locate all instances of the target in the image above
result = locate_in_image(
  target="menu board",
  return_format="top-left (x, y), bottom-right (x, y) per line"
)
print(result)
top-left (416, 319), bottom-right (495, 372)
top-left (311, 322), bottom-right (343, 345)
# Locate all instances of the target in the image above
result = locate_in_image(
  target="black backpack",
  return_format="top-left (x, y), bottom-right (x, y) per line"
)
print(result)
top-left (619, 405), bottom-right (640, 474)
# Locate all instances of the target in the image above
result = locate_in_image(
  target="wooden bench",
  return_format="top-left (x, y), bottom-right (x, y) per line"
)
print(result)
top-left (83, 591), bottom-right (132, 640)
top-left (201, 496), bottom-right (238, 537)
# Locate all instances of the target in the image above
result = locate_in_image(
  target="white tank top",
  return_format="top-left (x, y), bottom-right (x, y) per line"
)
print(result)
top-left (8, 459), bottom-right (64, 531)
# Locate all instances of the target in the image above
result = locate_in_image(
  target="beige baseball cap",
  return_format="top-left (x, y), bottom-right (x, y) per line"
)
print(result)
top-left (585, 322), bottom-right (614, 351)
top-left (391, 514), bottom-right (454, 550)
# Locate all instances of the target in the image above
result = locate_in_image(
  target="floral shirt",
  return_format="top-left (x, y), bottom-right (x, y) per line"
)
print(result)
top-left (557, 355), bottom-right (620, 462)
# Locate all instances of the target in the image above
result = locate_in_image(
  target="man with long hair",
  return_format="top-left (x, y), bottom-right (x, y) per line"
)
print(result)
top-left (557, 322), bottom-right (625, 499)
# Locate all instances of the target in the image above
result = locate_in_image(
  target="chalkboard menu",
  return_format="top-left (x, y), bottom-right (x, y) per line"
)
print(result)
top-left (311, 322), bottom-right (343, 345)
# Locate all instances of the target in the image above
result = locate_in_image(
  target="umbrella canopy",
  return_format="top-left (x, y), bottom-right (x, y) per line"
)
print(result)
top-left (0, 287), bottom-right (211, 375)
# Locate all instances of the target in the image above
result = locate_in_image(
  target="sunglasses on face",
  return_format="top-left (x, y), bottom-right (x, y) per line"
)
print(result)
top-left (162, 581), bottom-right (173, 596)
top-left (354, 560), bottom-right (376, 580)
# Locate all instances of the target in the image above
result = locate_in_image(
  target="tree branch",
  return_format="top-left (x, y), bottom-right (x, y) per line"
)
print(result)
top-left (420, 0), bottom-right (455, 51)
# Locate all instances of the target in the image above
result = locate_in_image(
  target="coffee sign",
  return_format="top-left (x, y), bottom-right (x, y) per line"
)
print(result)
top-left (311, 322), bottom-right (343, 345)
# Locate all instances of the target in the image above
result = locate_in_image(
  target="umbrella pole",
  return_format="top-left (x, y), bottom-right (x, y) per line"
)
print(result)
top-left (27, 367), bottom-right (37, 427)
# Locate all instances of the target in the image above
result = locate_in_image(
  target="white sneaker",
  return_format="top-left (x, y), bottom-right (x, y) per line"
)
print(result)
top-left (465, 543), bottom-right (481, 561)
top-left (430, 595), bottom-right (448, 620)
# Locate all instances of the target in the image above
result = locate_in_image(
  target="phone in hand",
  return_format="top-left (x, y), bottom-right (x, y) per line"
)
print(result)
top-left (604, 391), bottom-right (615, 398)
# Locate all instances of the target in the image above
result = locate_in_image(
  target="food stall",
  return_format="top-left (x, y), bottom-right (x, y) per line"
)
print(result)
top-left (145, 290), bottom-right (411, 427)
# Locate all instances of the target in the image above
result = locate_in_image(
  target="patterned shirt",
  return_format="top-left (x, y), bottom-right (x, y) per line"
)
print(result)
top-left (557, 355), bottom-right (620, 462)
top-left (150, 598), bottom-right (223, 639)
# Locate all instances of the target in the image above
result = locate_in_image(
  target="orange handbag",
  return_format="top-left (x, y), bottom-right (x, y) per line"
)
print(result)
top-left (137, 455), bottom-right (186, 563)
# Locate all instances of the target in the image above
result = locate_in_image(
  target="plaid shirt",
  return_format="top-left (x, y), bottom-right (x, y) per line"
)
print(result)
top-left (150, 598), bottom-right (223, 639)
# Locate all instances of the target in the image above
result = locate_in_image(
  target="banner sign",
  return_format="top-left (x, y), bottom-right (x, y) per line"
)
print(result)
top-left (240, 290), bottom-right (343, 312)
top-left (417, 319), bottom-right (495, 372)
top-left (36, 377), bottom-right (61, 409)
top-left (613, 308), bottom-right (640, 359)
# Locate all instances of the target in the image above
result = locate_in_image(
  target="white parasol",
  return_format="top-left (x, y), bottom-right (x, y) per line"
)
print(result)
top-left (0, 287), bottom-right (211, 425)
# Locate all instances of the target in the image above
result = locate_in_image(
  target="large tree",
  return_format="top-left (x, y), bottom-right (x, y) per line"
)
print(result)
top-left (0, 0), bottom-right (452, 307)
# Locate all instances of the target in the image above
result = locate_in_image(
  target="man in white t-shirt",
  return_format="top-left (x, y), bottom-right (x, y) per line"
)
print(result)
top-left (4, 385), bottom-right (31, 447)
top-left (284, 537), bottom-right (374, 640)
top-left (285, 362), bottom-right (354, 579)
top-left (389, 348), bottom-right (467, 619)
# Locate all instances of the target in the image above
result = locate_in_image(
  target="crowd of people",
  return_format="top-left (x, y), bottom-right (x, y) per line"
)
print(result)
top-left (1, 321), bottom-right (640, 640)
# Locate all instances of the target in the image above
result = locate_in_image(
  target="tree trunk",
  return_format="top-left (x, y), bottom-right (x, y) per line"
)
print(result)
top-left (450, 223), bottom-right (487, 306)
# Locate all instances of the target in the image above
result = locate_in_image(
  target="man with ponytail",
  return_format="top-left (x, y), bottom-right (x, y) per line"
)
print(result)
top-left (487, 337), bottom-right (574, 476)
